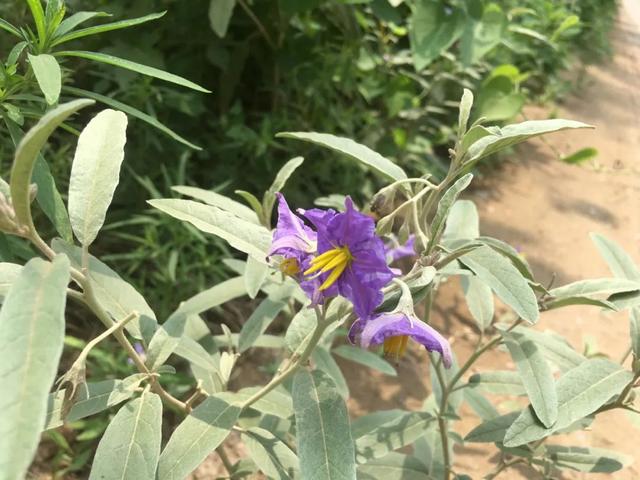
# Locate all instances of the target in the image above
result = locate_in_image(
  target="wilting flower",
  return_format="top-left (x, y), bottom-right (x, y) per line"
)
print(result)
top-left (300, 197), bottom-right (394, 319)
top-left (353, 312), bottom-right (452, 367)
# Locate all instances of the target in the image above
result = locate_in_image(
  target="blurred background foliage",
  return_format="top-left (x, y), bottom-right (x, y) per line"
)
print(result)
top-left (0, 0), bottom-right (617, 319)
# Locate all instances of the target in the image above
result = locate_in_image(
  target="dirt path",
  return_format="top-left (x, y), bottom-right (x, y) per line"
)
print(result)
top-left (345, 1), bottom-right (640, 478)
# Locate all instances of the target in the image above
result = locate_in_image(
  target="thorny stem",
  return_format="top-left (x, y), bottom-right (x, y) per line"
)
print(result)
top-left (240, 305), bottom-right (330, 410)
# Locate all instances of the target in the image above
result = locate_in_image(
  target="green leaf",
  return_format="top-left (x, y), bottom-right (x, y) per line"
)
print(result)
top-left (68, 109), bottom-right (127, 246)
top-left (543, 295), bottom-right (617, 311)
top-left (10, 99), bottom-right (93, 232)
top-left (0, 18), bottom-right (22, 37)
top-left (28, 54), bottom-right (61, 105)
top-left (590, 233), bottom-right (640, 281)
top-left (409, 1), bottom-right (464, 70)
top-left (561, 147), bottom-right (598, 165)
top-left (477, 236), bottom-right (533, 280)
top-left (54, 11), bottom-right (111, 38)
top-left (545, 445), bottom-right (631, 473)
top-left (146, 277), bottom-right (246, 370)
top-left (285, 307), bottom-right (317, 353)
top-left (631, 308), bottom-right (640, 359)
top-left (242, 427), bottom-right (299, 479)
top-left (238, 297), bottom-right (286, 353)
top-left (64, 86), bottom-right (201, 150)
top-left (158, 397), bottom-right (239, 480)
top-left (460, 3), bottom-right (507, 66)
top-left (464, 388), bottom-right (499, 420)
top-left (461, 276), bottom-right (494, 332)
top-left (351, 410), bottom-right (406, 438)
top-left (312, 347), bottom-right (350, 399)
top-left (550, 278), bottom-right (640, 299)
top-left (263, 156), bottom-right (304, 219)
top-left (52, 239), bottom-right (157, 342)
top-left (3, 116), bottom-right (73, 241)
top-left (504, 359), bottom-right (633, 447)
top-left (475, 75), bottom-right (525, 122)
top-left (332, 344), bottom-right (397, 377)
top-left (501, 331), bottom-right (557, 428)
top-left (443, 200), bottom-right (479, 243)
top-left (148, 199), bottom-right (271, 260)
top-left (209, 0), bottom-right (237, 37)
top-left (292, 369), bottom-right (356, 480)
top-left (0, 262), bottom-right (21, 300)
top-left (45, 375), bottom-right (146, 429)
top-left (460, 245), bottom-right (539, 323)
top-left (244, 255), bottom-right (269, 298)
top-left (550, 14), bottom-right (580, 42)
top-left (465, 119), bottom-right (593, 164)
top-left (428, 173), bottom-right (473, 252)
top-left (26, 0), bottom-right (47, 42)
top-left (172, 185), bottom-right (259, 223)
top-left (276, 132), bottom-right (407, 181)
top-left (0, 255), bottom-right (70, 480)
top-left (89, 391), bottom-right (162, 480)
top-left (357, 452), bottom-right (433, 480)
top-left (510, 326), bottom-right (586, 372)
top-left (218, 387), bottom-right (293, 419)
top-left (355, 411), bottom-right (433, 463)
top-left (52, 11), bottom-right (166, 46)
top-left (457, 89), bottom-right (474, 138)
top-left (467, 370), bottom-right (526, 396)
top-left (464, 411), bottom-right (520, 443)
top-left (56, 50), bottom-right (210, 93)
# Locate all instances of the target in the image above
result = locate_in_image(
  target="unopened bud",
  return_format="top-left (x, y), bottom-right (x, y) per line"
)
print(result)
top-left (0, 192), bottom-right (28, 236)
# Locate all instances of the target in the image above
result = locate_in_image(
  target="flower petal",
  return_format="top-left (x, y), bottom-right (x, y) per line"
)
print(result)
top-left (269, 193), bottom-right (316, 257)
top-left (360, 313), bottom-right (452, 368)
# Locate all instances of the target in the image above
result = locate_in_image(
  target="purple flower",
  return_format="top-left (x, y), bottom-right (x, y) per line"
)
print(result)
top-left (301, 197), bottom-right (394, 319)
top-left (127, 342), bottom-right (146, 365)
top-left (268, 193), bottom-right (317, 277)
top-left (352, 312), bottom-right (452, 368)
top-left (385, 235), bottom-right (416, 264)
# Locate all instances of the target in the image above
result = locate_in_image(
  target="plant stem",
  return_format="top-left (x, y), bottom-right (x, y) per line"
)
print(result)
top-left (237, 0), bottom-right (277, 50)
top-left (484, 457), bottom-right (526, 480)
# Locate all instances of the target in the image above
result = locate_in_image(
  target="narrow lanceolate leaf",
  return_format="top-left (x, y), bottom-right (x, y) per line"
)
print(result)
top-left (209, 0), bottom-right (236, 37)
top-left (312, 348), bottom-right (349, 399)
top-left (3, 116), bottom-right (73, 241)
top-left (69, 109), bottom-right (127, 246)
top-left (332, 345), bottom-right (397, 377)
top-left (149, 199), bottom-right (271, 260)
top-left (157, 395), bottom-right (240, 480)
top-left (460, 245), bottom-right (539, 323)
top-left (10, 99), bottom-right (94, 230)
top-left (504, 359), bottom-right (633, 447)
top-left (457, 89), bottom-right (474, 137)
top-left (238, 297), bottom-right (286, 353)
top-left (28, 54), bottom-right (62, 104)
top-left (56, 50), bottom-right (210, 92)
top-left (443, 199), bottom-right (479, 242)
top-left (355, 411), bottom-right (433, 463)
top-left (54, 11), bottom-right (111, 38)
top-left (590, 233), bottom-right (640, 281)
top-left (0, 255), bottom-right (70, 480)
top-left (464, 388), bottom-right (499, 421)
top-left (53, 239), bottom-right (157, 342)
top-left (510, 326), bottom-right (585, 372)
top-left (242, 427), bottom-right (299, 479)
top-left (276, 132), bottom-right (407, 181)
top-left (467, 370), bottom-right (526, 396)
top-left (172, 185), bottom-right (259, 223)
top-left (292, 369), bottom-right (356, 480)
top-left (45, 375), bottom-right (147, 429)
top-left (461, 275), bottom-right (494, 332)
top-left (549, 278), bottom-right (640, 299)
top-left (89, 391), bottom-right (162, 480)
top-left (501, 331), bottom-right (557, 428)
top-left (544, 445), bottom-right (632, 473)
top-left (465, 119), bottom-right (593, 164)
top-left (357, 453), bottom-right (432, 480)
top-left (428, 173), bottom-right (473, 252)
top-left (52, 11), bottom-right (166, 46)
top-left (244, 255), bottom-right (269, 298)
top-left (464, 411), bottom-right (520, 443)
top-left (218, 387), bottom-right (293, 419)
top-left (64, 86), bottom-right (201, 150)
top-left (263, 156), bottom-right (304, 217)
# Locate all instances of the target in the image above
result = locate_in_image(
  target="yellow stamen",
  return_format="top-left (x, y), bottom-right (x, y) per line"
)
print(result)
top-left (383, 335), bottom-right (410, 360)
top-left (279, 258), bottom-right (300, 276)
top-left (304, 246), bottom-right (352, 290)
